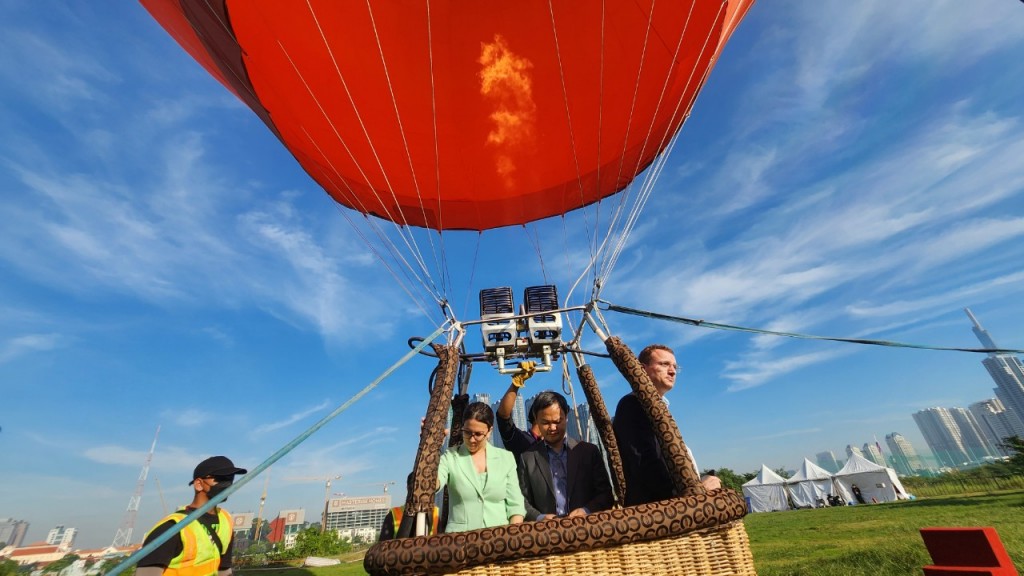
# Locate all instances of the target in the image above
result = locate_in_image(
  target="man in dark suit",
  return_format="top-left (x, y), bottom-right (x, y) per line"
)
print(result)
top-left (518, 391), bottom-right (613, 520)
top-left (613, 344), bottom-right (720, 506)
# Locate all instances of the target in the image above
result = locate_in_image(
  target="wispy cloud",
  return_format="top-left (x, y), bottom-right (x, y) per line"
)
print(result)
top-left (0, 333), bottom-right (63, 364)
top-left (166, 408), bottom-right (216, 428)
top-left (251, 400), bottom-right (332, 436)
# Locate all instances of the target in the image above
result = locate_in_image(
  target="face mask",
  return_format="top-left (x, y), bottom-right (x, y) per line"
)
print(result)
top-left (207, 480), bottom-right (233, 502)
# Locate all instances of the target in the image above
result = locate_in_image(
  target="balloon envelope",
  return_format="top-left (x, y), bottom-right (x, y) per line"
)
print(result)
top-left (141, 0), bottom-right (753, 230)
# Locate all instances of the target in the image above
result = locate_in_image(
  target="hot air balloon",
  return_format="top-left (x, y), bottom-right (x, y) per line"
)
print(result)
top-left (137, 2), bottom-right (757, 574)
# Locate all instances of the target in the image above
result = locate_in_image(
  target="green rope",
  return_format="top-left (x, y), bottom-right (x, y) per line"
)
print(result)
top-left (601, 301), bottom-right (1024, 355)
top-left (105, 322), bottom-right (449, 576)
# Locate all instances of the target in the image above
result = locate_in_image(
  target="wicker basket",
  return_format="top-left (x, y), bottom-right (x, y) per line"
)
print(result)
top-left (449, 520), bottom-right (755, 576)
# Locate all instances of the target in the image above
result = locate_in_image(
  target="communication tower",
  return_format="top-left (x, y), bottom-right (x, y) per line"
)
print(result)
top-left (111, 425), bottom-right (160, 547)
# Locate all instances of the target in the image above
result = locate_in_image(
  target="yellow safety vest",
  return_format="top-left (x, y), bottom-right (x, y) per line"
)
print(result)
top-left (146, 508), bottom-right (233, 576)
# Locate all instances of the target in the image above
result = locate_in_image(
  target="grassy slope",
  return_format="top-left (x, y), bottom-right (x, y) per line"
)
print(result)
top-left (239, 491), bottom-right (1024, 576)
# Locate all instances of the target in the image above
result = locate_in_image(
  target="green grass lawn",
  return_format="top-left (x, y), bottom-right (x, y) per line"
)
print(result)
top-left (745, 491), bottom-right (1024, 575)
top-left (239, 491), bottom-right (1024, 576)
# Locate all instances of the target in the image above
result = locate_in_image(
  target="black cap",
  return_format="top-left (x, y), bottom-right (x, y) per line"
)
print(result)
top-left (190, 456), bottom-right (247, 484)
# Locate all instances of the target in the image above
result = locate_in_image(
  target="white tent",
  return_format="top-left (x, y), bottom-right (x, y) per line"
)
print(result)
top-left (786, 458), bottom-right (836, 508)
top-left (833, 453), bottom-right (909, 504)
top-left (741, 465), bottom-right (790, 512)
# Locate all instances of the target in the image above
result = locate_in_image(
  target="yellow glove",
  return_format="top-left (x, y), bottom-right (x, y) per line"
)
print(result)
top-left (511, 361), bottom-right (537, 388)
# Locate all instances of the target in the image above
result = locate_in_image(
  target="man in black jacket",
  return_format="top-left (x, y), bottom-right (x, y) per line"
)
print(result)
top-left (518, 391), bottom-right (613, 520)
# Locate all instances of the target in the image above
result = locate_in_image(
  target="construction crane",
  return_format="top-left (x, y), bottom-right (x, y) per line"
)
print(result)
top-left (348, 481), bottom-right (396, 494)
top-left (285, 474), bottom-right (341, 529)
top-left (253, 467), bottom-right (272, 543)
top-left (111, 425), bottom-right (160, 547)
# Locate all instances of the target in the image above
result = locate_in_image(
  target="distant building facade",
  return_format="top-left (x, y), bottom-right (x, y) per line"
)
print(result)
top-left (0, 518), bottom-right (29, 548)
top-left (231, 512), bottom-right (255, 551)
top-left (885, 432), bottom-right (925, 476)
top-left (44, 525), bottom-right (76, 550)
top-left (324, 495), bottom-right (391, 542)
top-left (267, 509), bottom-right (306, 549)
top-left (949, 407), bottom-right (999, 463)
top-left (969, 399), bottom-right (1016, 456)
top-left (862, 442), bottom-right (885, 466)
top-left (815, 451), bottom-right (840, 474)
top-left (845, 444), bottom-right (863, 461)
top-left (913, 407), bottom-right (972, 468)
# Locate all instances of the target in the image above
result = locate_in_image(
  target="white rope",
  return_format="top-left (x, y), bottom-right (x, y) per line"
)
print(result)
top-left (599, 1), bottom-right (726, 289)
top-left (364, 0), bottom-right (449, 301)
top-left (301, 1), bottom-right (442, 302)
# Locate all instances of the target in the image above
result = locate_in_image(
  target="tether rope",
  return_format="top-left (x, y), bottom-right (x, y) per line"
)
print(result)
top-left (602, 301), bottom-right (1024, 354)
top-left (104, 322), bottom-right (449, 576)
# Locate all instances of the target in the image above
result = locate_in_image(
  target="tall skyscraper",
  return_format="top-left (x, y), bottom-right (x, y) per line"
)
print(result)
top-left (862, 442), bottom-right (885, 466)
top-left (0, 518), bottom-right (29, 548)
top-left (845, 444), bottom-right (863, 461)
top-left (949, 407), bottom-right (998, 463)
top-left (969, 399), bottom-right (1016, 457)
top-left (567, 402), bottom-right (599, 444)
top-left (510, 393), bottom-right (528, 431)
top-left (885, 432), bottom-right (925, 476)
top-left (815, 451), bottom-right (840, 473)
top-left (913, 407), bottom-right (972, 468)
top-left (471, 392), bottom-right (491, 407)
top-left (966, 309), bottom-right (1024, 438)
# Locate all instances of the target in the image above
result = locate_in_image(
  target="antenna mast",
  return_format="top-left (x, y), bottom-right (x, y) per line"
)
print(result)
top-left (112, 425), bottom-right (160, 547)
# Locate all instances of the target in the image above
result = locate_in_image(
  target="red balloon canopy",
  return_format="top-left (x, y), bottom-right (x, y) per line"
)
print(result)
top-left (141, 0), bottom-right (753, 231)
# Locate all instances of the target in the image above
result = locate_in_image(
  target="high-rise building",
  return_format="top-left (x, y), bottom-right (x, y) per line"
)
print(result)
top-left (913, 408), bottom-right (972, 468)
top-left (949, 407), bottom-right (998, 463)
top-left (885, 432), bottom-right (925, 476)
top-left (0, 518), bottom-right (29, 548)
top-left (845, 444), bottom-right (863, 461)
top-left (324, 495), bottom-right (391, 542)
top-left (510, 393), bottom-right (528, 431)
top-left (567, 402), bottom-right (600, 444)
top-left (815, 451), bottom-right (840, 474)
top-left (966, 309), bottom-right (1024, 437)
top-left (969, 399), bottom-right (1016, 457)
top-left (44, 525), bottom-right (77, 550)
top-left (471, 393), bottom-right (491, 407)
top-left (862, 442), bottom-right (885, 466)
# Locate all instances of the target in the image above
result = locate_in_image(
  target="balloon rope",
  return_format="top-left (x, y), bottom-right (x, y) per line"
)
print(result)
top-left (364, 0), bottom-right (449, 301)
top-left (546, 0), bottom-right (596, 270)
top-left (103, 322), bottom-right (449, 576)
top-left (298, 3), bottom-right (442, 302)
top-left (300, 128), bottom-right (439, 318)
top-left (601, 2), bottom-right (727, 287)
top-left (602, 302), bottom-right (1024, 354)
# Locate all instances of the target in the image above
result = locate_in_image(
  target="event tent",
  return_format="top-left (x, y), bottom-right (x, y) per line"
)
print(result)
top-left (786, 458), bottom-right (836, 508)
top-left (741, 464), bottom-right (790, 512)
top-left (833, 453), bottom-right (909, 504)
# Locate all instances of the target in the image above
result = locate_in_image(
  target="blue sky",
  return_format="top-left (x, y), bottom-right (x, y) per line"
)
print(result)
top-left (2, 1), bottom-right (1024, 549)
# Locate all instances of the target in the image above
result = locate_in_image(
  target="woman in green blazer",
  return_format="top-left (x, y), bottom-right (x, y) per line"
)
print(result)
top-left (438, 402), bottom-right (526, 532)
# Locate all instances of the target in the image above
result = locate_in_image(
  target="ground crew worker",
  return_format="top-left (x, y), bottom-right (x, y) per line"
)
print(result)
top-left (136, 456), bottom-right (247, 576)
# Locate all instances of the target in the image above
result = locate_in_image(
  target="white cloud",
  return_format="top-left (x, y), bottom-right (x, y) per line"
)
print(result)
top-left (168, 408), bottom-right (216, 428)
top-left (0, 333), bottom-right (63, 364)
top-left (251, 400), bottom-right (332, 436)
